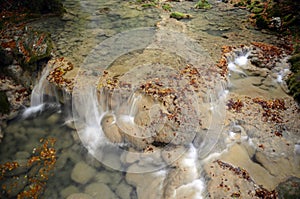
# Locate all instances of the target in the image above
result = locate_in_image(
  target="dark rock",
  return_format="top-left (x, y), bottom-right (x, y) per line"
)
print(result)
top-left (0, 46), bottom-right (13, 67)
top-left (7, 0), bottom-right (65, 15)
top-left (255, 14), bottom-right (269, 29)
top-left (16, 30), bottom-right (53, 71)
top-left (0, 91), bottom-right (10, 114)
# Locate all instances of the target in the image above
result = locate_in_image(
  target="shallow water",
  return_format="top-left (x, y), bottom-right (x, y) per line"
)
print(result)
top-left (1, 0), bottom-right (298, 198)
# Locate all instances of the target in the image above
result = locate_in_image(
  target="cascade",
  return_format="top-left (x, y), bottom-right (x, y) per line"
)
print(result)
top-left (22, 64), bottom-right (60, 118)
top-left (72, 27), bottom-right (227, 176)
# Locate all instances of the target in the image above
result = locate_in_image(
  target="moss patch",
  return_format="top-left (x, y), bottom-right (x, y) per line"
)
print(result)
top-left (170, 12), bottom-right (191, 20)
top-left (287, 53), bottom-right (300, 102)
top-left (195, 0), bottom-right (212, 9)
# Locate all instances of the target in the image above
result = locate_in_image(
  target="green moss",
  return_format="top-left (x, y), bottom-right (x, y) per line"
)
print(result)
top-left (195, 0), bottom-right (212, 9)
top-left (0, 91), bottom-right (10, 114)
top-left (162, 3), bottom-right (172, 12)
top-left (251, 7), bottom-right (264, 14)
top-left (287, 53), bottom-right (300, 102)
top-left (276, 177), bottom-right (300, 199)
top-left (170, 12), bottom-right (191, 20)
top-left (288, 53), bottom-right (300, 73)
top-left (141, 3), bottom-right (156, 8)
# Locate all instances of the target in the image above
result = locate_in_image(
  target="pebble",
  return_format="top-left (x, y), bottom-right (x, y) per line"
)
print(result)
top-left (71, 161), bottom-right (96, 184)
top-left (84, 182), bottom-right (118, 199)
top-left (46, 113), bottom-right (61, 124)
top-left (67, 193), bottom-right (93, 199)
top-left (115, 181), bottom-right (133, 199)
top-left (60, 185), bottom-right (80, 198)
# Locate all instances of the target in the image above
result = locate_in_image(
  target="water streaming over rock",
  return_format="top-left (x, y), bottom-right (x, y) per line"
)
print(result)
top-left (22, 66), bottom-right (60, 118)
top-left (2, 1), bottom-right (300, 198)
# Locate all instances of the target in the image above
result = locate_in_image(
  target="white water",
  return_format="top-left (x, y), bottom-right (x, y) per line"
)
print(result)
top-left (22, 66), bottom-right (60, 118)
top-left (228, 62), bottom-right (247, 76)
top-left (22, 104), bottom-right (45, 118)
top-left (234, 51), bottom-right (250, 66)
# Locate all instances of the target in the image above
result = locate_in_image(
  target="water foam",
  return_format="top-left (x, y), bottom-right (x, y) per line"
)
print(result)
top-left (228, 62), bottom-right (247, 76)
top-left (234, 53), bottom-right (249, 66)
top-left (22, 104), bottom-right (45, 119)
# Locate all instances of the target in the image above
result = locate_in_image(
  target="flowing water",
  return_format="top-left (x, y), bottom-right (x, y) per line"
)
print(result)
top-left (1, 0), bottom-right (299, 198)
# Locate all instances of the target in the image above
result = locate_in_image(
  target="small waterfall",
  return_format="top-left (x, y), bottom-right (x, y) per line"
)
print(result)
top-left (30, 66), bottom-right (51, 107)
top-left (22, 66), bottom-right (60, 118)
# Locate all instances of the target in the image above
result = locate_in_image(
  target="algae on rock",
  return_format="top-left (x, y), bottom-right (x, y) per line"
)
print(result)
top-left (287, 53), bottom-right (300, 102)
top-left (170, 12), bottom-right (191, 20)
top-left (195, 0), bottom-right (212, 9)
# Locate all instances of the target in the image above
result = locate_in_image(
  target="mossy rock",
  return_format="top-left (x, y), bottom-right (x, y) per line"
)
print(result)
top-left (287, 53), bottom-right (300, 102)
top-left (195, 0), bottom-right (212, 9)
top-left (276, 177), bottom-right (300, 199)
top-left (288, 53), bottom-right (300, 73)
top-left (15, 30), bottom-right (53, 71)
top-left (251, 7), bottom-right (264, 14)
top-left (141, 3), bottom-right (156, 8)
top-left (162, 3), bottom-right (172, 12)
top-left (170, 12), bottom-right (192, 20)
top-left (0, 91), bottom-right (10, 114)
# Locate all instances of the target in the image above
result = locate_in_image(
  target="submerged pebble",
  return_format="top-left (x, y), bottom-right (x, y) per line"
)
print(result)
top-left (60, 185), bottom-right (80, 198)
top-left (71, 161), bottom-right (96, 184)
top-left (84, 182), bottom-right (118, 199)
top-left (66, 193), bottom-right (93, 199)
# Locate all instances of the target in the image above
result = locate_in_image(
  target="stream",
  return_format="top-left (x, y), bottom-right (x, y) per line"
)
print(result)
top-left (1, 0), bottom-right (300, 198)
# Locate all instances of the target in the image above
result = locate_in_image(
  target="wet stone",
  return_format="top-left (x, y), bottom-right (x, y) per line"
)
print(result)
top-left (2, 174), bottom-right (28, 197)
top-left (56, 153), bottom-right (69, 170)
top-left (3, 159), bottom-right (28, 177)
top-left (66, 193), bottom-right (93, 199)
top-left (85, 182), bottom-right (118, 199)
top-left (276, 177), bottom-right (300, 199)
top-left (46, 113), bottom-right (61, 124)
top-left (115, 181), bottom-right (133, 199)
top-left (94, 171), bottom-right (114, 185)
top-left (60, 185), bottom-right (80, 198)
top-left (71, 161), bottom-right (96, 184)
